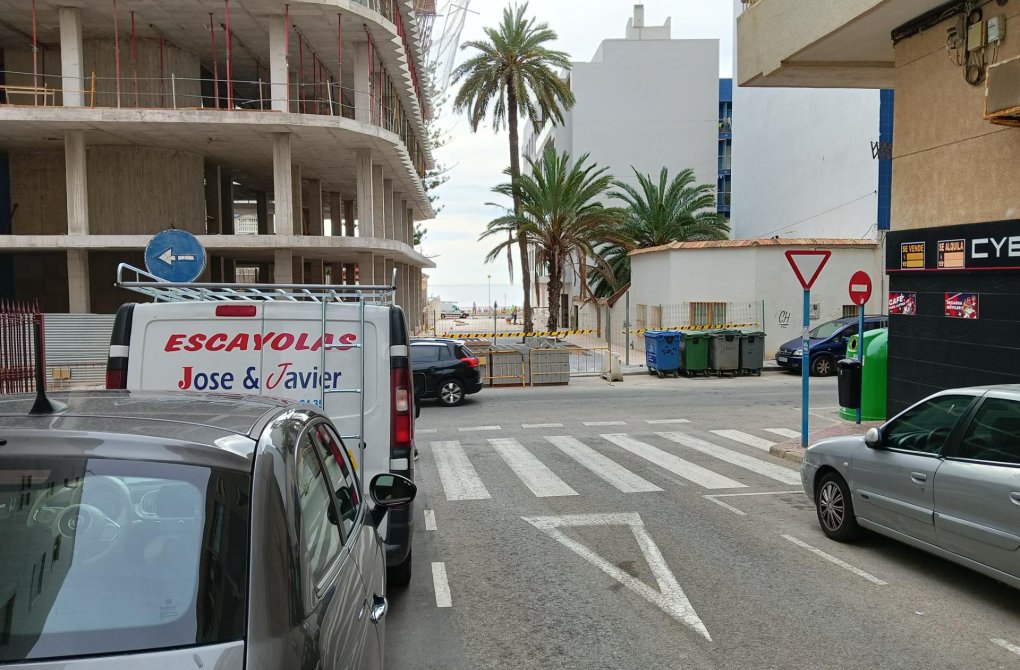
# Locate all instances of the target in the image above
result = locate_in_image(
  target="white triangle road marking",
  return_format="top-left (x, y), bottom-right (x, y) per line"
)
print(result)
top-left (523, 512), bottom-right (711, 641)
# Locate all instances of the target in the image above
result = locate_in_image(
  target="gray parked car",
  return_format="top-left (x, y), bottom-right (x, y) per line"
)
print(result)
top-left (0, 390), bottom-right (416, 668)
top-left (802, 385), bottom-right (1020, 589)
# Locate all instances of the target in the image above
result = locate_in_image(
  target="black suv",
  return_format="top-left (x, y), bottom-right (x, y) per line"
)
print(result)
top-left (410, 338), bottom-right (483, 406)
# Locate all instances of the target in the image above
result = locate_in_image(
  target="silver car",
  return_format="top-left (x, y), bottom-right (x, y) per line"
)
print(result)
top-left (0, 390), bottom-right (415, 668)
top-left (802, 385), bottom-right (1020, 589)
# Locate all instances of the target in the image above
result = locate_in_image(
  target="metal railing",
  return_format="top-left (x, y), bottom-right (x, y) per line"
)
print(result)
top-left (0, 301), bottom-right (39, 394)
top-left (0, 70), bottom-right (427, 177)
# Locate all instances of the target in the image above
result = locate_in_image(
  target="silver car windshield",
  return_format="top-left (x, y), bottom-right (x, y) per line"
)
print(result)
top-left (0, 457), bottom-right (249, 663)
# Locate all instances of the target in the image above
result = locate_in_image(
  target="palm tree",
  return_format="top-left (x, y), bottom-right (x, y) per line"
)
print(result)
top-left (481, 148), bottom-right (623, 331)
top-left (589, 167), bottom-right (729, 297)
top-left (451, 3), bottom-right (575, 333)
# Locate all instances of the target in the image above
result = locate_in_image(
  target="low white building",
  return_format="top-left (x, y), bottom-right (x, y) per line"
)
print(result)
top-left (629, 239), bottom-right (882, 357)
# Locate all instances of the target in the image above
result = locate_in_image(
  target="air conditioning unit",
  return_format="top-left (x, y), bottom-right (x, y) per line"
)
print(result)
top-left (985, 54), bottom-right (1020, 127)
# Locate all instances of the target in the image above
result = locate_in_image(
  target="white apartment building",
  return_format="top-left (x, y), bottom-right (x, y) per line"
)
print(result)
top-left (521, 5), bottom-right (718, 326)
top-left (0, 0), bottom-right (434, 327)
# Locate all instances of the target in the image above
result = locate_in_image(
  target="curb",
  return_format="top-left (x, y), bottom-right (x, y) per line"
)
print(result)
top-left (769, 445), bottom-right (805, 464)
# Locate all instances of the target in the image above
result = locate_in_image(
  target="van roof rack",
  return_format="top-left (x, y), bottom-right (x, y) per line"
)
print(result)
top-left (115, 263), bottom-right (396, 304)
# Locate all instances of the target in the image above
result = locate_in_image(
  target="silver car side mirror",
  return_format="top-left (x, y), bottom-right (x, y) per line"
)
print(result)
top-left (864, 427), bottom-right (882, 448)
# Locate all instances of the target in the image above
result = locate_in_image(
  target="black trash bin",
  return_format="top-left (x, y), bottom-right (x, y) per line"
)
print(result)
top-left (837, 358), bottom-right (862, 409)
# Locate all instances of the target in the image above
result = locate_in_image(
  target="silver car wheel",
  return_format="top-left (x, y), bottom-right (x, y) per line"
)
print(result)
top-left (818, 481), bottom-right (845, 531)
top-left (440, 381), bottom-right (463, 406)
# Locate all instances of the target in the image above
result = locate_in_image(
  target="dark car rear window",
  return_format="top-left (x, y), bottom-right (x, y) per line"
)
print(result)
top-left (454, 344), bottom-right (475, 359)
top-left (0, 457), bottom-right (249, 662)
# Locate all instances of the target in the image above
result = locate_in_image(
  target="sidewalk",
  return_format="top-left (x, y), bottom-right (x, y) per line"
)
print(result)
top-left (768, 419), bottom-right (883, 464)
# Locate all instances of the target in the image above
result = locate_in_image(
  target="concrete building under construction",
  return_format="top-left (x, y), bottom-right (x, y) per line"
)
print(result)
top-left (0, 0), bottom-right (435, 326)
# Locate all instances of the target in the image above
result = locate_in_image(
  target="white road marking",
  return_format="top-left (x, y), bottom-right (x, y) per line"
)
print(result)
top-left (781, 534), bottom-right (887, 585)
top-left (523, 512), bottom-right (711, 641)
top-left (522, 422), bottom-right (564, 428)
top-left (659, 432), bottom-right (801, 485)
top-left (600, 434), bottom-right (746, 490)
top-left (458, 425), bottom-right (501, 432)
top-left (703, 490), bottom-right (804, 516)
top-left (764, 428), bottom-right (801, 439)
top-left (424, 509), bottom-right (437, 531)
top-left (645, 418), bottom-right (691, 424)
top-left (489, 438), bottom-right (579, 497)
top-left (584, 421), bottom-right (627, 426)
top-left (431, 562), bottom-right (453, 607)
top-left (710, 429), bottom-right (776, 451)
top-left (416, 428), bottom-right (437, 434)
top-left (545, 436), bottom-right (662, 493)
top-left (430, 441), bottom-right (491, 501)
top-left (704, 497), bottom-right (747, 516)
top-left (991, 639), bottom-right (1020, 657)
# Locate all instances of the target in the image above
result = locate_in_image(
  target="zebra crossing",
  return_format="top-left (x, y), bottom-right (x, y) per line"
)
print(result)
top-left (425, 427), bottom-right (802, 502)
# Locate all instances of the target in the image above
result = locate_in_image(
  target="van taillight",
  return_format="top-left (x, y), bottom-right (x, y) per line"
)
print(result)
top-left (391, 368), bottom-right (414, 451)
top-left (215, 305), bottom-right (257, 317)
top-left (106, 369), bottom-right (127, 389)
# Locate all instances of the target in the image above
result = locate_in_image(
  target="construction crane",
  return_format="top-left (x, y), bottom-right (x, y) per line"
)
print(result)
top-left (415, 0), bottom-right (473, 94)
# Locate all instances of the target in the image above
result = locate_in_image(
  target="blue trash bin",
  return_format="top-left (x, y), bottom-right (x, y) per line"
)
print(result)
top-left (644, 330), bottom-right (680, 378)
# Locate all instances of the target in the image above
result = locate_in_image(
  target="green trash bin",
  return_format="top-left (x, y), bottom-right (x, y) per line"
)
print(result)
top-left (679, 331), bottom-right (710, 377)
top-left (839, 327), bottom-right (888, 422)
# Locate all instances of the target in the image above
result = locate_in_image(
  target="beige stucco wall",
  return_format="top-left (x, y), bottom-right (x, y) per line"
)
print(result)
top-left (10, 146), bottom-right (206, 236)
top-left (891, 5), bottom-right (1020, 229)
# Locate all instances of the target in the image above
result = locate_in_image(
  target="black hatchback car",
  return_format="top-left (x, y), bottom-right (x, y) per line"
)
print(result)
top-left (410, 338), bottom-right (483, 406)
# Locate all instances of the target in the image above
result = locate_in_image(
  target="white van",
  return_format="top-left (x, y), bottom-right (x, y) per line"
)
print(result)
top-left (105, 265), bottom-right (417, 585)
top-left (440, 302), bottom-right (468, 319)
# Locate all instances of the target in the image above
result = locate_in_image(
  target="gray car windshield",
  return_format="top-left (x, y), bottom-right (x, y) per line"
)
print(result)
top-left (0, 457), bottom-right (249, 662)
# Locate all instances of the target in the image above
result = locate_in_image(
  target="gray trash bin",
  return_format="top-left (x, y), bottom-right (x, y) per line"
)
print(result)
top-left (708, 330), bottom-right (740, 377)
top-left (739, 331), bottom-right (766, 376)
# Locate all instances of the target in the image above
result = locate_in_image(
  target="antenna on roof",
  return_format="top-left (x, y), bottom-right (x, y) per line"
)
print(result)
top-left (29, 313), bottom-right (66, 415)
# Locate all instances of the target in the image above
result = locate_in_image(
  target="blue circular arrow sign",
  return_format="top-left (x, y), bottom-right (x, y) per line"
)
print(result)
top-left (144, 229), bottom-right (207, 282)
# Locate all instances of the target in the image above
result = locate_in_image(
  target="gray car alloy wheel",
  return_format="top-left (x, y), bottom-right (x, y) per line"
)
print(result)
top-left (439, 380), bottom-right (464, 406)
top-left (818, 481), bottom-right (845, 532)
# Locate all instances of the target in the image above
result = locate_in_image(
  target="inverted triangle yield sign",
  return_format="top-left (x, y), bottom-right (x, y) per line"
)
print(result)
top-left (785, 250), bottom-right (832, 290)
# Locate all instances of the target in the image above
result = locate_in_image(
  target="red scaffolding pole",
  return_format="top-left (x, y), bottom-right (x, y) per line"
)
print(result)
top-left (224, 0), bottom-right (233, 108)
top-left (210, 14), bottom-right (220, 108)
top-left (30, 0), bottom-right (38, 104)
top-left (284, 5), bottom-right (290, 108)
top-left (298, 34), bottom-right (305, 113)
top-left (130, 11), bottom-right (139, 106)
top-left (113, 0), bottom-right (122, 107)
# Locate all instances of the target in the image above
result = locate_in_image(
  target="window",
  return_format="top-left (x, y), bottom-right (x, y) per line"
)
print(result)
top-left (411, 344), bottom-right (442, 363)
top-left (313, 423), bottom-right (362, 538)
top-left (690, 302), bottom-right (727, 326)
top-left (865, 319), bottom-right (887, 331)
top-left (955, 398), bottom-right (1020, 464)
top-left (296, 433), bottom-right (343, 582)
top-left (808, 320), bottom-right (844, 339)
top-left (883, 395), bottom-right (975, 455)
top-left (0, 458), bottom-right (248, 663)
top-left (841, 305), bottom-right (858, 318)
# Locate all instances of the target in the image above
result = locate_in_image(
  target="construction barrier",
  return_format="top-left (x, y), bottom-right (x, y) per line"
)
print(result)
top-left (438, 323), bottom-right (759, 340)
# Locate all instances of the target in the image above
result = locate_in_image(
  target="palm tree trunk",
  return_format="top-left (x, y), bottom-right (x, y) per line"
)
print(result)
top-left (506, 82), bottom-right (533, 334)
top-left (547, 253), bottom-right (560, 331)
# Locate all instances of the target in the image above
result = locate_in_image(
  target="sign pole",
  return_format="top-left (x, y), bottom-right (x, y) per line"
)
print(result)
top-left (801, 288), bottom-right (810, 449)
top-left (857, 303), bottom-right (864, 425)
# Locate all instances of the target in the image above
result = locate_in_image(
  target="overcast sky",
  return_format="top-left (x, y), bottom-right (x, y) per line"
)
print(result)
top-left (419, 1), bottom-right (735, 306)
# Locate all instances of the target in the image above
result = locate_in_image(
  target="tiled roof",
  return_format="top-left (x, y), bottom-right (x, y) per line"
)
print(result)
top-left (629, 238), bottom-right (879, 257)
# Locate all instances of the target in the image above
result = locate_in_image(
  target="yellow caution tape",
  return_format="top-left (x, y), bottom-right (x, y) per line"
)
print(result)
top-left (436, 323), bottom-right (759, 339)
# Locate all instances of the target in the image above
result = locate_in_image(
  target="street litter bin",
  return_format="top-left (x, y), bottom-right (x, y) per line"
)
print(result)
top-left (839, 328), bottom-right (888, 422)
top-left (679, 331), bottom-right (710, 377)
top-left (837, 358), bottom-right (862, 409)
top-left (709, 330), bottom-right (740, 377)
top-left (644, 330), bottom-right (680, 378)
top-left (738, 331), bottom-right (766, 376)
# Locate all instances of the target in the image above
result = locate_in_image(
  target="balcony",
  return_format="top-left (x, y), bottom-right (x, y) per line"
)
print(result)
top-left (736, 0), bottom-right (945, 88)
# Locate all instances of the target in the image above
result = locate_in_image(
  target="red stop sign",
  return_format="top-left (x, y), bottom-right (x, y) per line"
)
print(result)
top-left (849, 271), bottom-right (872, 306)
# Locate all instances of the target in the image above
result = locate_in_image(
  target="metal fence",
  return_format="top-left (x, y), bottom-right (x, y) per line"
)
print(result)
top-left (0, 301), bottom-right (40, 394)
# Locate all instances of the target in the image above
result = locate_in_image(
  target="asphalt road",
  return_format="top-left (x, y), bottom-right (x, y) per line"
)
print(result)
top-left (385, 373), bottom-right (1020, 670)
